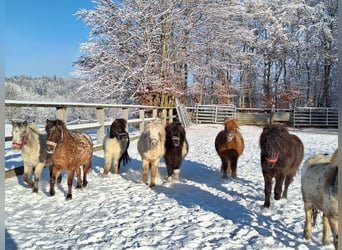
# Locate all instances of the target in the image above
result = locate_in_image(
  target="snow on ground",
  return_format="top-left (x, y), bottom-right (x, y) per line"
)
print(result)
top-left (5, 124), bottom-right (338, 249)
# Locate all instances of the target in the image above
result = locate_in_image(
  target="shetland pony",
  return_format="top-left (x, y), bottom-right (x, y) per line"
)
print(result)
top-left (45, 119), bottom-right (93, 200)
top-left (215, 118), bottom-right (244, 178)
top-left (301, 149), bottom-right (338, 249)
top-left (164, 121), bottom-right (189, 182)
top-left (11, 120), bottom-right (59, 192)
top-left (137, 120), bottom-right (165, 187)
top-left (103, 118), bottom-right (130, 176)
top-left (259, 124), bottom-right (304, 208)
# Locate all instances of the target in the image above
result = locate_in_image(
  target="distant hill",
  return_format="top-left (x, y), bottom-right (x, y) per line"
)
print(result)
top-left (5, 75), bottom-right (91, 123)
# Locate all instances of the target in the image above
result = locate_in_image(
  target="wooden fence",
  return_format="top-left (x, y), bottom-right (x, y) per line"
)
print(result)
top-left (5, 100), bottom-right (176, 178)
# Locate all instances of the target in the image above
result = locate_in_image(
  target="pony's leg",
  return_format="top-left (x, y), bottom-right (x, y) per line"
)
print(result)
top-left (322, 214), bottom-right (331, 245)
top-left (174, 168), bottom-right (180, 180)
top-left (113, 159), bottom-right (119, 174)
top-left (328, 215), bottom-right (338, 249)
top-left (49, 165), bottom-right (62, 184)
top-left (75, 167), bottom-right (82, 188)
top-left (262, 173), bottom-right (272, 208)
top-left (142, 159), bottom-right (149, 184)
top-left (82, 162), bottom-right (91, 187)
top-left (66, 169), bottom-right (75, 200)
top-left (167, 165), bottom-right (174, 182)
top-left (103, 155), bottom-right (112, 176)
top-left (303, 202), bottom-right (313, 240)
top-left (274, 174), bottom-right (285, 200)
top-left (150, 160), bottom-right (160, 187)
top-left (49, 167), bottom-right (61, 196)
top-left (23, 164), bottom-right (34, 186)
top-left (230, 157), bottom-right (238, 178)
top-left (221, 157), bottom-right (229, 178)
top-left (282, 174), bottom-right (294, 199)
top-left (33, 162), bottom-right (45, 193)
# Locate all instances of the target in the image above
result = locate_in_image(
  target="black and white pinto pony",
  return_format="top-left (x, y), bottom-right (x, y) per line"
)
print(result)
top-left (103, 118), bottom-right (130, 176)
top-left (11, 120), bottom-right (61, 192)
top-left (301, 149), bottom-right (338, 249)
top-left (164, 121), bottom-right (189, 182)
top-left (137, 120), bottom-right (165, 187)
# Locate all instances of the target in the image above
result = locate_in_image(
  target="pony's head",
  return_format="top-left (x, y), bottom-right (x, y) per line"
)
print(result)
top-left (144, 120), bottom-right (165, 148)
top-left (166, 122), bottom-right (185, 147)
top-left (260, 125), bottom-right (289, 167)
top-left (45, 119), bottom-right (65, 153)
top-left (11, 120), bottom-right (30, 151)
top-left (223, 118), bottom-right (239, 142)
top-left (109, 118), bottom-right (127, 139)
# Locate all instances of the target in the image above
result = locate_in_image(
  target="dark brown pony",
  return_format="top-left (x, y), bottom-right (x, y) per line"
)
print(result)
top-left (215, 118), bottom-right (245, 178)
top-left (45, 119), bottom-right (93, 200)
top-left (259, 124), bottom-right (304, 208)
top-left (164, 121), bottom-right (189, 182)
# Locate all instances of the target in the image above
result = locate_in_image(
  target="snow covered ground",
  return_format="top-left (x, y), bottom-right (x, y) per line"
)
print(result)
top-left (5, 124), bottom-right (338, 249)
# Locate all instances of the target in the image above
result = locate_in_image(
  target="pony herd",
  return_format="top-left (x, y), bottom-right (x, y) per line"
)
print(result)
top-left (11, 117), bottom-right (338, 249)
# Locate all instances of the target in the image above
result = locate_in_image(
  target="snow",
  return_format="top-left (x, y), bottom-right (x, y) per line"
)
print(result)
top-left (5, 124), bottom-right (338, 249)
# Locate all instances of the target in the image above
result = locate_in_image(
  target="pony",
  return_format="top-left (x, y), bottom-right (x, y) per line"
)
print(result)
top-left (11, 120), bottom-right (60, 192)
top-left (45, 119), bottom-right (93, 200)
top-left (215, 118), bottom-right (245, 178)
top-left (137, 120), bottom-right (166, 187)
top-left (164, 121), bottom-right (189, 182)
top-left (259, 124), bottom-right (304, 208)
top-left (103, 118), bottom-right (130, 176)
top-left (301, 149), bottom-right (338, 249)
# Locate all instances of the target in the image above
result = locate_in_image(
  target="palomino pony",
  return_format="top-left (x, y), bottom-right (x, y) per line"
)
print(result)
top-left (45, 119), bottom-right (93, 200)
top-left (137, 120), bottom-right (166, 187)
top-left (164, 121), bottom-right (189, 182)
top-left (215, 118), bottom-right (244, 178)
top-left (103, 118), bottom-right (130, 176)
top-left (301, 149), bottom-right (338, 249)
top-left (11, 120), bottom-right (58, 192)
top-left (259, 124), bottom-right (304, 208)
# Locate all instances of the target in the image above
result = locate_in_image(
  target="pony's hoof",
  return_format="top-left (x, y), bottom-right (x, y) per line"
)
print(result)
top-left (83, 181), bottom-right (88, 187)
top-left (76, 184), bottom-right (82, 189)
top-left (66, 194), bottom-right (72, 200)
top-left (32, 188), bottom-right (38, 193)
top-left (50, 190), bottom-right (55, 196)
top-left (149, 183), bottom-right (156, 188)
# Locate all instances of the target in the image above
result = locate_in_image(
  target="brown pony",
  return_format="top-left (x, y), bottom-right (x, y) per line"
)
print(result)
top-left (45, 119), bottom-right (93, 200)
top-left (259, 124), bottom-right (304, 208)
top-left (215, 118), bottom-right (244, 178)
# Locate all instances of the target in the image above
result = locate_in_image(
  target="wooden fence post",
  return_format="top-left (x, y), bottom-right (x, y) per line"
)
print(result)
top-left (122, 108), bottom-right (129, 131)
top-left (97, 108), bottom-right (105, 145)
top-left (168, 108), bottom-right (173, 123)
top-left (56, 107), bottom-right (67, 122)
top-left (139, 109), bottom-right (145, 132)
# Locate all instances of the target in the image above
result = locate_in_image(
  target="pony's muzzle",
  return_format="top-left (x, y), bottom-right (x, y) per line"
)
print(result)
top-left (172, 136), bottom-right (180, 146)
top-left (46, 141), bottom-right (57, 154)
top-left (11, 142), bottom-right (22, 151)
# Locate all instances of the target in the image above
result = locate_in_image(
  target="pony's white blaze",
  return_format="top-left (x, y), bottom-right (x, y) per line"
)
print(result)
top-left (46, 140), bottom-right (57, 154)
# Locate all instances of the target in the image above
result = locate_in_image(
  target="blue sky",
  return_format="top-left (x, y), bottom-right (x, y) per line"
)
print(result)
top-left (5, 0), bottom-right (94, 78)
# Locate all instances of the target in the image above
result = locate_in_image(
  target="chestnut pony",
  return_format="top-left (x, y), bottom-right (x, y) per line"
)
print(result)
top-left (259, 124), bottom-right (303, 208)
top-left (45, 119), bottom-right (93, 200)
top-left (215, 118), bottom-right (245, 178)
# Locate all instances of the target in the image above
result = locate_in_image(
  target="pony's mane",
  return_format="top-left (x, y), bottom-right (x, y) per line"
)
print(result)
top-left (28, 123), bottom-right (40, 134)
top-left (224, 118), bottom-right (239, 131)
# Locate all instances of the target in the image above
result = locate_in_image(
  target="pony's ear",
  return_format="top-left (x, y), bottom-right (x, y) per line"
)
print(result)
top-left (23, 120), bottom-right (28, 127)
top-left (46, 119), bottom-right (50, 124)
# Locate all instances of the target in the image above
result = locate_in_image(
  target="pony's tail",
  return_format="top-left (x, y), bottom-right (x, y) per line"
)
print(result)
top-left (119, 151), bottom-right (130, 168)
